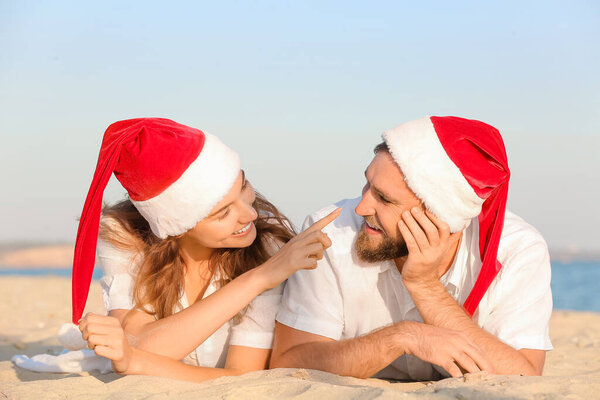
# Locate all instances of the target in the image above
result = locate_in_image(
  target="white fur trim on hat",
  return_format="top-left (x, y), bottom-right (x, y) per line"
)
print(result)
top-left (131, 133), bottom-right (241, 238)
top-left (382, 117), bottom-right (483, 233)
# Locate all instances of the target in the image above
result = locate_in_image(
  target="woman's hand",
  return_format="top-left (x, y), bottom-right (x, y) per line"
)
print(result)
top-left (79, 313), bottom-right (134, 374)
top-left (258, 207), bottom-right (341, 289)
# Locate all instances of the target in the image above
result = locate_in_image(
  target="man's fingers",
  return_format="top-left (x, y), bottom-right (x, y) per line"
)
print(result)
top-left (304, 208), bottom-right (341, 234)
top-left (401, 211), bottom-right (430, 251)
top-left (454, 352), bottom-right (481, 374)
top-left (398, 220), bottom-right (419, 253)
top-left (425, 209), bottom-right (451, 239)
top-left (411, 207), bottom-right (440, 246)
top-left (463, 344), bottom-right (495, 373)
top-left (443, 361), bottom-right (463, 378)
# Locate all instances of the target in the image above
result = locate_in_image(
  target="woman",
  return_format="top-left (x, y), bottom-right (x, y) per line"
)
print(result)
top-left (73, 118), bottom-right (339, 381)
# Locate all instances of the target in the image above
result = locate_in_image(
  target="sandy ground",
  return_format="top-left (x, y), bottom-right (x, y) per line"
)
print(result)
top-left (1, 277), bottom-right (599, 399)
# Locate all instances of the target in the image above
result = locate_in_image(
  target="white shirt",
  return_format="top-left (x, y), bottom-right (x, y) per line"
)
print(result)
top-left (97, 238), bottom-right (282, 368)
top-left (277, 197), bottom-right (553, 380)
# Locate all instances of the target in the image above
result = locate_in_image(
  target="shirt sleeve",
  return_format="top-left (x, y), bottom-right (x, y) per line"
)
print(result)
top-left (228, 283), bottom-right (284, 349)
top-left (97, 239), bottom-right (139, 312)
top-left (276, 213), bottom-right (345, 340)
top-left (479, 234), bottom-right (553, 351)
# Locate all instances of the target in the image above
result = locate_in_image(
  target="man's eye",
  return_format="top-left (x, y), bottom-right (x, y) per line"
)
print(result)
top-left (378, 193), bottom-right (391, 204)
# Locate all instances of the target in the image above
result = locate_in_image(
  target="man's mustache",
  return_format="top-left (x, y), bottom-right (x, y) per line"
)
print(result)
top-left (363, 216), bottom-right (384, 232)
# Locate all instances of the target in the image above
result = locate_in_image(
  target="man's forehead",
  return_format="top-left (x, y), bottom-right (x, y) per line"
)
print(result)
top-left (366, 152), bottom-right (412, 198)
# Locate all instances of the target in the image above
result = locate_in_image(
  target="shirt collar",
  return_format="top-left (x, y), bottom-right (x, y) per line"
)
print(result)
top-left (440, 231), bottom-right (469, 293)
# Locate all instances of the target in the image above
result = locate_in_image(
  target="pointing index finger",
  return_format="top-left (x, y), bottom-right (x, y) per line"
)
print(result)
top-left (305, 207), bottom-right (342, 233)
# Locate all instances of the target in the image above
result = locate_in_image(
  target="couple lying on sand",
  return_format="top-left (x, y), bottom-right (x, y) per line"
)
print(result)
top-left (72, 116), bottom-right (552, 382)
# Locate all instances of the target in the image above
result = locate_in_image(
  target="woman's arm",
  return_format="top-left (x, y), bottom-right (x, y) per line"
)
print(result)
top-left (81, 315), bottom-right (270, 382)
top-left (116, 266), bottom-right (270, 359)
top-left (90, 208), bottom-right (342, 360)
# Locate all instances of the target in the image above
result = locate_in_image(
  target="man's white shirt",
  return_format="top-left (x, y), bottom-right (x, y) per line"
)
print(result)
top-left (277, 197), bottom-right (553, 380)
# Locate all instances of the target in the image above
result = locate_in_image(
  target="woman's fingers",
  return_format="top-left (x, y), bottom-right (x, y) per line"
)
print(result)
top-left (92, 345), bottom-right (116, 360)
top-left (304, 242), bottom-right (325, 260)
top-left (298, 230), bottom-right (332, 249)
top-left (300, 257), bottom-right (319, 270)
top-left (81, 321), bottom-right (123, 342)
top-left (304, 207), bottom-right (341, 234)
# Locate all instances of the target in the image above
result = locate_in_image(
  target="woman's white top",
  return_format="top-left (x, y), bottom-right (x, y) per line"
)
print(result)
top-left (97, 237), bottom-right (283, 368)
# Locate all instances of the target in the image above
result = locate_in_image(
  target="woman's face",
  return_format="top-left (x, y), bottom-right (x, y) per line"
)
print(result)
top-left (182, 170), bottom-right (258, 250)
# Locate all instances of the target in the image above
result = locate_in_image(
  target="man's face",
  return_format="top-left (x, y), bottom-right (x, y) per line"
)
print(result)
top-left (354, 151), bottom-right (423, 263)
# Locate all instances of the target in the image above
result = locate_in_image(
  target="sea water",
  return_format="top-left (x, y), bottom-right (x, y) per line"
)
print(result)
top-left (1, 262), bottom-right (599, 312)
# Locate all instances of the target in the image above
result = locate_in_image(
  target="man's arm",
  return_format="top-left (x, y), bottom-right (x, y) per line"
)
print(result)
top-left (270, 321), bottom-right (493, 378)
top-left (398, 207), bottom-right (547, 375)
top-left (404, 278), bottom-right (544, 375)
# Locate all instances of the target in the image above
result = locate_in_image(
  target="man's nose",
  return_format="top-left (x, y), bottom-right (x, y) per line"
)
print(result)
top-left (355, 191), bottom-right (375, 217)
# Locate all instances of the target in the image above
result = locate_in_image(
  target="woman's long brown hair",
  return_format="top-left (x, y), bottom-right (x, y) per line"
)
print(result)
top-left (99, 191), bottom-right (295, 320)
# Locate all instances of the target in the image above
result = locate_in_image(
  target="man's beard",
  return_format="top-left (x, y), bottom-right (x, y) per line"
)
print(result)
top-left (355, 220), bottom-right (408, 263)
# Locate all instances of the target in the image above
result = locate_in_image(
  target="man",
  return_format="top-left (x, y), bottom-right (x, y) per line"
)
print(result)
top-left (271, 116), bottom-right (552, 380)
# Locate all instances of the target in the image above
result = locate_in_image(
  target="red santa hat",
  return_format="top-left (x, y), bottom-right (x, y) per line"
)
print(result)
top-left (72, 118), bottom-right (240, 323)
top-left (382, 116), bottom-right (510, 316)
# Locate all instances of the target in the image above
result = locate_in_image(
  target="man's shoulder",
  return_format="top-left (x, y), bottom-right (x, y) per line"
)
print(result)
top-left (499, 210), bottom-right (548, 255)
top-left (304, 197), bottom-right (363, 234)
top-left (490, 210), bottom-right (550, 284)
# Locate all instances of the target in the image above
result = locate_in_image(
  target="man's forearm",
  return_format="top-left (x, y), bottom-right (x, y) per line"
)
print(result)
top-left (271, 323), bottom-right (412, 378)
top-left (405, 279), bottom-right (540, 375)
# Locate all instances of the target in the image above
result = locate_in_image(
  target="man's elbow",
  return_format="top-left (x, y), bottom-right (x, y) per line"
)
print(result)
top-left (269, 350), bottom-right (293, 369)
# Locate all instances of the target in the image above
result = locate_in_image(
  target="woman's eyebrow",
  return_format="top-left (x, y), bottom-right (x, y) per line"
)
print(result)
top-left (209, 171), bottom-right (245, 217)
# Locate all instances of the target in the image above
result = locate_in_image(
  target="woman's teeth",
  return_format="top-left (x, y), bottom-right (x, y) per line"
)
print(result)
top-left (233, 223), bottom-right (252, 235)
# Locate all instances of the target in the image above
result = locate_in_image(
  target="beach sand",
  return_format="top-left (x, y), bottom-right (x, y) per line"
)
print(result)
top-left (1, 276), bottom-right (599, 399)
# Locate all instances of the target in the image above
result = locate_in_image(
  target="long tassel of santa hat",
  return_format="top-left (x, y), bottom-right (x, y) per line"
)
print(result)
top-left (72, 120), bottom-right (142, 324)
top-left (383, 116), bottom-right (510, 316)
top-left (71, 118), bottom-right (240, 324)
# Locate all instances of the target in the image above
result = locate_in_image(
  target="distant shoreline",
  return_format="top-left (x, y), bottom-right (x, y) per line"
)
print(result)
top-left (0, 243), bottom-right (599, 268)
top-left (0, 244), bottom-right (73, 269)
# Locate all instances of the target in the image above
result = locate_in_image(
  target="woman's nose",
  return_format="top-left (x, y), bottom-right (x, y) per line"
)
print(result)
top-left (240, 201), bottom-right (258, 223)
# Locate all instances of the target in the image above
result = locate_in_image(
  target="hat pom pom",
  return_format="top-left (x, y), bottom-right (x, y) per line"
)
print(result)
top-left (58, 322), bottom-right (87, 350)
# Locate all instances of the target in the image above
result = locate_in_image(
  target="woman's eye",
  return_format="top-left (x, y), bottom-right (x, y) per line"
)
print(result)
top-left (219, 209), bottom-right (231, 220)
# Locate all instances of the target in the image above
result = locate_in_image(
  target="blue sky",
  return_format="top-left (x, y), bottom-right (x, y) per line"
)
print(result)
top-left (0, 1), bottom-right (598, 250)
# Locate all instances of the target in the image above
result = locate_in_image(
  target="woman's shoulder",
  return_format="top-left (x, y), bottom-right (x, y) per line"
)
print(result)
top-left (97, 216), bottom-right (143, 263)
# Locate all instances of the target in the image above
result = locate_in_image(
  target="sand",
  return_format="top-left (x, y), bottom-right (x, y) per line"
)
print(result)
top-left (1, 276), bottom-right (599, 399)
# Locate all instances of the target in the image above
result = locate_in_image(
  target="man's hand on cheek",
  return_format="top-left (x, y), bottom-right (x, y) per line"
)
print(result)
top-left (397, 207), bottom-right (459, 285)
